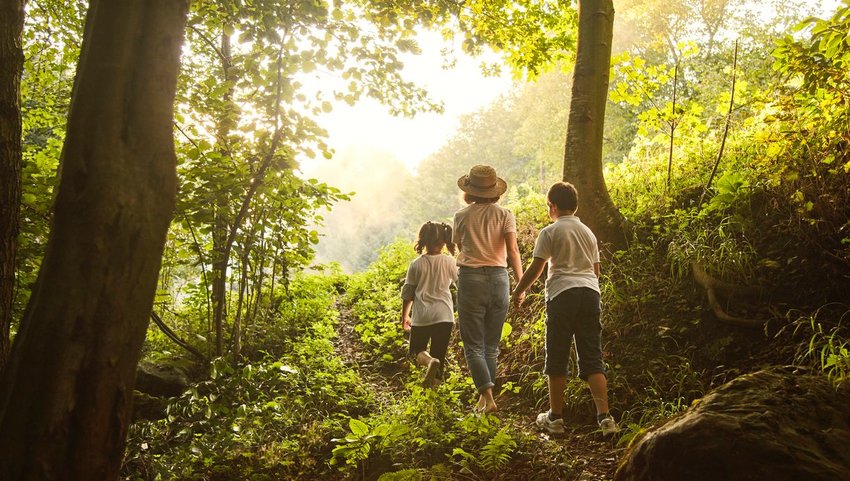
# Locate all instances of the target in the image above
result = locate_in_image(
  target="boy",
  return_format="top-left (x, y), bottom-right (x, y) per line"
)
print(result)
top-left (512, 182), bottom-right (618, 436)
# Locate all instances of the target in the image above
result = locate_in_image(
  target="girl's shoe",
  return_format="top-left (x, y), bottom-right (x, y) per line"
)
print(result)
top-left (422, 358), bottom-right (440, 387)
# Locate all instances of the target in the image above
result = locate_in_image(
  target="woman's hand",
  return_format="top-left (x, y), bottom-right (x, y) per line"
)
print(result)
top-left (401, 315), bottom-right (412, 332)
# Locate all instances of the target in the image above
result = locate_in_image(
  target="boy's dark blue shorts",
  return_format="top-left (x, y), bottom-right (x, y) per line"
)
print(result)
top-left (544, 287), bottom-right (605, 380)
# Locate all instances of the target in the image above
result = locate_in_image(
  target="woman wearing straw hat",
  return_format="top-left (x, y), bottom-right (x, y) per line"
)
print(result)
top-left (453, 165), bottom-right (524, 413)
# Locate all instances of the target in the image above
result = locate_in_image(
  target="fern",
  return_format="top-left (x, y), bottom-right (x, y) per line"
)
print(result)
top-left (479, 428), bottom-right (517, 473)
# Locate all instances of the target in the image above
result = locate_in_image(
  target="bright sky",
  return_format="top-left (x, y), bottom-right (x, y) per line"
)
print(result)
top-left (300, 31), bottom-right (513, 177)
top-left (298, 0), bottom-right (845, 179)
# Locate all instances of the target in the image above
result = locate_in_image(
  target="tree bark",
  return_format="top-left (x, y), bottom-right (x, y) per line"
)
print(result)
top-left (563, 0), bottom-right (627, 251)
top-left (0, 0), bottom-right (25, 373)
top-left (0, 1), bottom-right (188, 479)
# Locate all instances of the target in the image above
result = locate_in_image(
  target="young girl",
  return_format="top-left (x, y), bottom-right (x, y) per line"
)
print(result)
top-left (401, 221), bottom-right (458, 387)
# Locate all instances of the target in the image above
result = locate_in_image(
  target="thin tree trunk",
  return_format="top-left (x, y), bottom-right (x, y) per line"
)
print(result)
top-left (264, 253), bottom-right (278, 322)
top-left (150, 311), bottom-right (207, 363)
top-left (182, 212), bottom-right (212, 340)
top-left (246, 212), bottom-right (266, 325)
top-left (212, 41), bottom-right (285, 356)
top-left (211, 26), bottom-right (236, 357)
top-left (0, 0), bottom-right (25, 373)
top-left (231, 247), bottom-right (249, 361)
top-left (701, 40), bottom-right (738, 207)
top-left (666, 61), bottom-right (678, 191)
top-left (0, 1), bottom-right (188, 478)
top-left (212, 213), bottom-right (228, 356)
top-left (563, 0), bottom-right (627, 251)
top-left (250, 235), bottom-right (266, 323)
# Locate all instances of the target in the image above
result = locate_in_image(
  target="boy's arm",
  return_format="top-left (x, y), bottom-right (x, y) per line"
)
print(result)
top-left (594, 262), bottom-right (600, 278)
top-left (505, 231), bottom-right (523, 283)
top-left (512, 257), bottom-right (546, 306)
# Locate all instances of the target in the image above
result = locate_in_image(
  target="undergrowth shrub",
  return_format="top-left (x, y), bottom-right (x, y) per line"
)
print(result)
top-left (331, 379), bottom-right (528, 480)
top-left (789, 306), bottom-right (850, 387)
top-left (590, 8), bottom-right (850, 444)
top-left (344, 239), bottom-right (417, 363)
top-left (123, 274), bottom-right (374, 480)
top-left (243, 266), bottom-right (347, 359)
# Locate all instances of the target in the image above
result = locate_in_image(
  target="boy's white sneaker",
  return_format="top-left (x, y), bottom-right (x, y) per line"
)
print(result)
top-left (536, 411), bottom-right (565, 434)
top-left (422, 358), bottom-right (440, 387)
top-left (599, 416), bottom-right (619, 436)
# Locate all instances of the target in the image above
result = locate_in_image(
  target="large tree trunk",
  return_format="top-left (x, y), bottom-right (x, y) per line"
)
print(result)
top-left (0, 1), bottom-right (188, 479)
top-left (0, 0), bottom-right (25, 373)
top-left (563, 0), bottom-right (627, 251)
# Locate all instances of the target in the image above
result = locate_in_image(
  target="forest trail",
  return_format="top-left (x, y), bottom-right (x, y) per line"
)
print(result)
top-left (332, 298), bottom-right (623, 480)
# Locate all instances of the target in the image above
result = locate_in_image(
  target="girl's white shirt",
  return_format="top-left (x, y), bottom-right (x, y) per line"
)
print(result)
top-left (402, 253), bottom-right (458, 326)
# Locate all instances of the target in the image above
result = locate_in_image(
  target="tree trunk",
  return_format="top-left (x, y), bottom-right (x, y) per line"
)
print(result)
top-left (0, 0), bottom-right (25, 373)
top-left (212, 213), bottom-right (228, 356)
top-left (211, 27), bottom-right (236, 357)
top-left (0, 1), bottom-right (188, 479)
top-left (563, 0), bottom-right (627, 251)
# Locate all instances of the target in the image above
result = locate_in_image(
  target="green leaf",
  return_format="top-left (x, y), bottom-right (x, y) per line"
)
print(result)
top-left (349, 418), bottom-right (369, 436)
top-left (501, 322), bottom-right (512, 341)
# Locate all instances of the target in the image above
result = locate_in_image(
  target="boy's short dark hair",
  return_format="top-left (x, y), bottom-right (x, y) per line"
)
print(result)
top-left (548, 182), bottom-right (578, 212)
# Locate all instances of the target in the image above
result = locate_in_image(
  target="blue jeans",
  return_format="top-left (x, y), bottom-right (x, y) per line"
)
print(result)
top-left (457, 266), bottom-right (510, 393)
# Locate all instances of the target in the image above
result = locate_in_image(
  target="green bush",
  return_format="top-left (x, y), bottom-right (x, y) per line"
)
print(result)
top-left (344, 239), bottom-right (417, 363)
top-left (123, 274), bottom-right (374, 480)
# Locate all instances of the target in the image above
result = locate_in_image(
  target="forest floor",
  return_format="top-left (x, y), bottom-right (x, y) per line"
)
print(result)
top-left (332, 301), bottom-right (624, 480)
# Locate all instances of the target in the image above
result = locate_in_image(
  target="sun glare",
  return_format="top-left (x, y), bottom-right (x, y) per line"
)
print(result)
top-left (298, 29), bottom-right (513, 177)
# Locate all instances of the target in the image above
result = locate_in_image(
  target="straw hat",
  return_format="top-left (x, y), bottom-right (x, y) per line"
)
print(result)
top-left (457, 165), bottom-right (507, 198)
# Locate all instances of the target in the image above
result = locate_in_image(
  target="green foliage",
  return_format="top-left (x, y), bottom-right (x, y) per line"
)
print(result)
top-left (792, 310), bottom-right (850, 386)
top-left (18, 1), bottom-right (850, 478)
top-left (330, 381), bottom-right (526, 479)
top-left (14, 0), bottom-right (86, 320)
top-left (478, 428), bottom-right (518, 472)
top-left (363, 0), bottom-right (578, 79)
top-left (765, 5), bottom-right (850, 275)
top-left (344, 239), bottom-right (417, 361)
top-left (330, 417), bottom-right (410, 470)
top-left (124, 274), bottom-right (374, 480)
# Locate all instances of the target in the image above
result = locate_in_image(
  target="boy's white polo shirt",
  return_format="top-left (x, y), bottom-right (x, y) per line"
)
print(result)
top-left (532, 215), bottom-right (600, 300)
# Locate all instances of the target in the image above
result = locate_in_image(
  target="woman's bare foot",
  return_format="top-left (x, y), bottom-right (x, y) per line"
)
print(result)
top-left (477, 390), bottom-right (498, 413)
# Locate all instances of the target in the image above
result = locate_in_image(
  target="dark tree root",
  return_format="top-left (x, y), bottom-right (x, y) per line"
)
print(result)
top-left (691, 262), bottom-right (768, 328)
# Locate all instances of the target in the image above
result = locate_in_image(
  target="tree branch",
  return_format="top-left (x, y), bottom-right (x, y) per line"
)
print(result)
top-left (150, 311), bottom-right (208, 362)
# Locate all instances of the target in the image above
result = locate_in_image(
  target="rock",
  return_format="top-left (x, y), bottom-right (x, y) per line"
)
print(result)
top-left (615, 367), bottom-right (850, 481)
top-left (132, 391), bottom-right (168, 421)
top-left (135, 360), bottom-right (189, 397)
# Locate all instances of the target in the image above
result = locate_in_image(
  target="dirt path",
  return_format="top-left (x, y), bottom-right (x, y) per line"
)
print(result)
top-left (332, 299), bottom-right (623, 480)
top-left (333, 300), bottom-right (409, 397)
